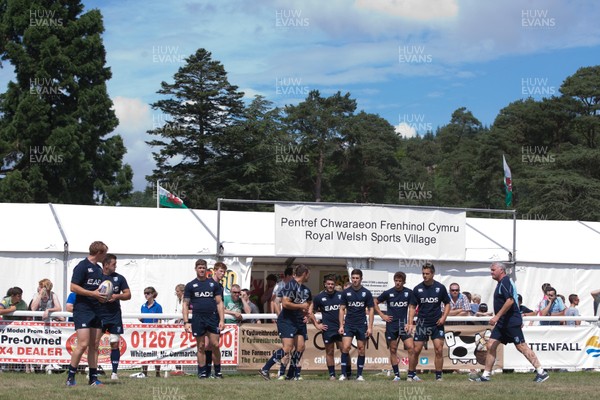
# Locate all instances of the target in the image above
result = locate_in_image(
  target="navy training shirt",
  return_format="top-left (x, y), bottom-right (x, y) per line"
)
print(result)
top-left (277, 279), bottom-right (312, 324)
top-left (312, 290), bottom-right (343, 331)
top-left (100, 272), bottom-right (129, 316)
top-left (494, 275), bottom-right (522, 327)
top-left (411, 280), bottom-right (450, 326)
top-left (342, 286), bottom-right (374, 326)
top-left (71, 258), bottom-right (104, 308)
top-left (377, 287), bottom-right (414, 326)
top-left (184, 278), bottom-right (223, 315)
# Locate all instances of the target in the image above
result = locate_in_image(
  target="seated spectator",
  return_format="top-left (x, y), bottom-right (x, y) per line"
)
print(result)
top-left (565, 294), bottom-right (581, 326)
top-left (65, 291), bottom-right (76, 322)
top-left (224, 284), bottom-right (250, 324)
top-left (470, 293), bottom-right (482, 315)
top-left (30, 279), bottom-right (63, 322)
top-left (241, 288), bottom-right (261, 324)
top-left (0, 287), bottom-right (28, 320)
top-left (474, 303), bottom-right (492, 325)
top-left (538, 287), bottom-right (566, 325)
top-left (518, 294), bottom-right (536, 316)
top-left (447, 282), bottom-right (471, 324)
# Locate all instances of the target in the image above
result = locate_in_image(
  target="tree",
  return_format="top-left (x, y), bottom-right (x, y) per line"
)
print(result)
top-left (285, 90), bottom-right (356, 202)
top-left (146, 48), bottom-right (245, 209)
top-left (560, 65), bottom-right (600, 148)
top-left (0, 0), bottom-right (131, 204)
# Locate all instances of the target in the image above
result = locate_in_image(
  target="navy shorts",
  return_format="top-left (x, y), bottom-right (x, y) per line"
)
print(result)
top-left (322, 329), bottom-right (342, 345)
top-left (413, 323), bottom-right (445, 342)
top-left (73, 303), bottom-right (102, 330)
top-left (490, 324), bottom-right (525, 345)
top-left (343, 324), bottom-right (368, 341)
top-left (191, 313), bottom-right (220, 337)
top-left (277, 318), bottom-right (308, 340)
top-left (101, 317), bottom-right (124, 335)
top-left (386, 322), bottom-right (411, 342)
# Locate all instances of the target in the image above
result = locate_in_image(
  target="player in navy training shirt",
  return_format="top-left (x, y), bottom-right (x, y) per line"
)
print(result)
top-left (338, 269), bottom-right (374, 381)
top-left (310, 274), bottom-right (344, 380)
top-left (406, 263), bottom-right (450, 382)
top-left (471, 262), bottom-right (549, 383)
top-left (374, 271), bottom-right (415, 381)
top-left (183, 259), bottom-right (225, 379)
top-left (259, 264), bottom-right (312, 381)
top-left (99, 254), bottom-right (131, 380)
top-left (65, 241), bottom-right (109, 387)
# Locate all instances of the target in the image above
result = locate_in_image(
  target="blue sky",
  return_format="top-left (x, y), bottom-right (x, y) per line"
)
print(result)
top-left (2, 0), bottom-right (600, 191)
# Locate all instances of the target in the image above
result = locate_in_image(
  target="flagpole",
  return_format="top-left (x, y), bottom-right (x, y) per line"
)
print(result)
top-left (156, 180), bottom-right (160, 209)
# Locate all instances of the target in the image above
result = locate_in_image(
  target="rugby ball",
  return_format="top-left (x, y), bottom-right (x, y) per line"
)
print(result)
top-left (98, 280), bottom-right (114, 297)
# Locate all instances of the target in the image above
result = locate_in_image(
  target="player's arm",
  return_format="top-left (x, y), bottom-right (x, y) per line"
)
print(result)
top-left (439, 303), bottom-right (450, 325)
top-left (373, 298), bottom-right (391, 322)
top-left (70, 282), bottom-right (105, 303)
top-left (216, 294), bottom-right (225, 329)
top-left (490, 296), bottom-right (515, 326)
top-left (182, 297), bottom-right (191, 331)
top-left (110, 288), bottom-right (131, 303)
top-left (367, 305), bottom-right (374, 336)
top-left (406, 304), bottom-right (416, 334)
top-left (338, 304), bottom-right (346, 335)
top-left (281, 295), bottom-right (308, 311)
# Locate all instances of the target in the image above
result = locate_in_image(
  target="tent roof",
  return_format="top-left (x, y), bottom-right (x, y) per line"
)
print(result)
top-left (1, 203), bottom-right (599, 264)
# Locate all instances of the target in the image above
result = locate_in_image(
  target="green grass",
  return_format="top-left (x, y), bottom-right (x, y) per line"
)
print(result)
top-left (1, 370), bottom-right (598, 400)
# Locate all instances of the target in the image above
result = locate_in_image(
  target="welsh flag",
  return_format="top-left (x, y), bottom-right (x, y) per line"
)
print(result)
top-left (158, 184), bottom-right (187, 208)
top-left (503, 155), bottom-right (512, 207)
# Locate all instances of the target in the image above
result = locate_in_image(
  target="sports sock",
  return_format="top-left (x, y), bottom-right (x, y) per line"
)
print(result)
top-left (205, 350), bottom-right (212, 375)
top-left (198, 364), bottom-right (206, 376)
top-left (392, 364), bottom-right (399, 377)
top-left (407, 370), bottom-right (416, 378)
top-left (111, 348), bottom-right (120, 374)
top-left (536, 368), bottom-right (545, 375)
top-left (278, 362), bottom-right (286, 376)
top-left (435, 370), bottom-right (442, 380)
top-left (357, 355), bottom-right (365, 377)
top-left (88, 367), bottom-right (98, 384)
top-left (292, 351), bottom-right (303, 378)
top-left (482, 370), bottom-right (491, 378)
top-left (214, 364), bottom-right (221, 375)
top-left (263, 348), bottom-right (285, 371)
top-left (340, 352), bottom-right (349, 377)
top-left (327, 365), bottom-right (335, 377)
top-left (67, 364), bottom-right (77, 380)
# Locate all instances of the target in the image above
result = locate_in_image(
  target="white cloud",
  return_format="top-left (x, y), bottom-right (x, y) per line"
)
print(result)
top-left (395, 122), bottom-right (418, 138)
top-left (112, 97), bottom-right (155, 191)
top-left (355, 0), bottom-right (458, 20)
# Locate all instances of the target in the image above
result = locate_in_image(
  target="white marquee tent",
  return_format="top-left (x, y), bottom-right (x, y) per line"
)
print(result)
top-left (1, 203), bottom-right (599, 316)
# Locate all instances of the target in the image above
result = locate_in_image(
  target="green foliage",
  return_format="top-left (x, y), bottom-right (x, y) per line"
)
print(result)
top-left (0, 0), bottom-right (131, 204)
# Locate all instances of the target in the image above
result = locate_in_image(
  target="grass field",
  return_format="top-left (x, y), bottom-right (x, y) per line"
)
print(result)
top-left (1, 370), bottom-right (598, 400)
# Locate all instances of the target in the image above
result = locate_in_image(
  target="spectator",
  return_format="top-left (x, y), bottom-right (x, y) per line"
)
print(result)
top-left (536, 283), bottom-right (552, 315)
top-left (565, 294), bottom-right (581, 326)
top-left (470, 294), bottom-right (482, 315)
top-left (223, 284), bottom-right (250, 324)
top-left (30, 279), bottom-right (63, 322)
top-left (261, 274), bottom-right (278, 314)
top-left (518, 294), bottom-right (536, 316)
top-left (474, 303), bottom-right (492, 325)
top-left (140, 286), bottom-right (162, 377)
top-left (0, 287), bottom-right (28, 320)
top-left (241, 289), bottom-right (261, 323)
top-left (172, 284), bottom-right (186, 376)
top-left (447, 282), bottom-right (471, 325)
top-left (538, 287), bottom-right (566, 326)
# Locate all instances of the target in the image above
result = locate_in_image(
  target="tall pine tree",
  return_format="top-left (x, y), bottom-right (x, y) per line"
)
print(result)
top-left (0, 0), bottom-right (131, 204)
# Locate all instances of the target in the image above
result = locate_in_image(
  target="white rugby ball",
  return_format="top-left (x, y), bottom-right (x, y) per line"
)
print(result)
top-left (98, 280), bottom-right (114, 297)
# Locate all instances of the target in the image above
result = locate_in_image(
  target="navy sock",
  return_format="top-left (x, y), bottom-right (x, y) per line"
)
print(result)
top-left (263, 348), bottom-right (285, 372)
top-left (67, 365), bottom-right (77, 380)
top-left (408, 370), bottom-right (416, 378)
top-left (341, 353), bottom-right (349, 377)
top-left (357, 355), bottom-right (365, 377)
top-left (392, 364), bottom-right (399, 377)
top-left (278, 362), bottom-right (286, 376)
top-left (214, 364), bottom-right (221, 374)
top-left (328, 365), bottom-right (335, 377)
top-left (205, 350), bottom-right (212, 375)
top-left (436, 370), bottom-right (442, 379)
top-left (111, 348), bottom-right (120, 374)
top-left (89, 367), bottom-right (98, 384)
top-left (291, 351), bottom-right (303, 378)
top-left (198, 364), bottom-right (206, 376)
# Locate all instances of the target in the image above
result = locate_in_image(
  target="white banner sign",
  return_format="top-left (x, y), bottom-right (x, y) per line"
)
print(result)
top-left (275, 204), bottom-right (466, 260)
top-left (504, 325), bottom-right (600, 369)
top-left (0, 321), bottom-right (239, 366)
